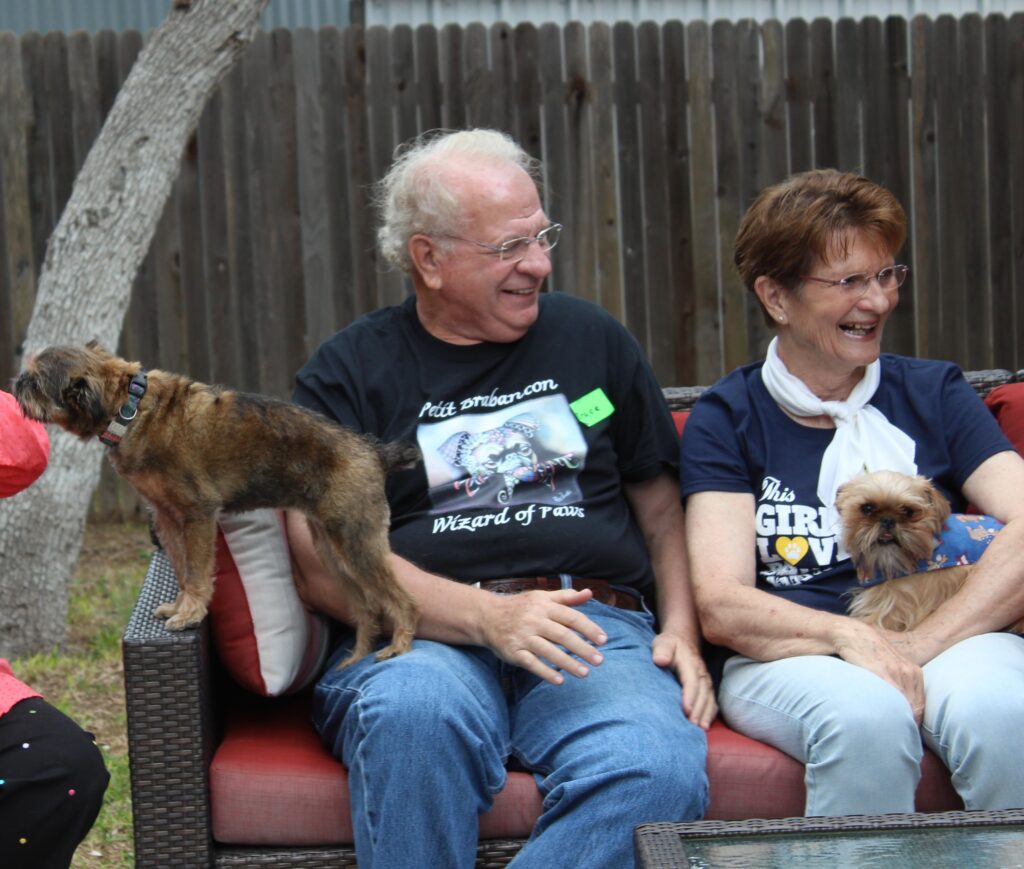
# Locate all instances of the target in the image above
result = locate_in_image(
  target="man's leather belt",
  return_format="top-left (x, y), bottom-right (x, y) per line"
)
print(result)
top-left (476, 577), bottom-right (642, 612)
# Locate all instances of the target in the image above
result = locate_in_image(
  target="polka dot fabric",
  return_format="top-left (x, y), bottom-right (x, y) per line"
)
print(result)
top-left (0, 698), bottom-right (109, 867)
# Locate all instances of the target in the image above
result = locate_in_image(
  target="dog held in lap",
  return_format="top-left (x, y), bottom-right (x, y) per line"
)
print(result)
top-left (15, 342), bottom-right (419, 665)
top-left (835, 469), bottom-right (1024, 634)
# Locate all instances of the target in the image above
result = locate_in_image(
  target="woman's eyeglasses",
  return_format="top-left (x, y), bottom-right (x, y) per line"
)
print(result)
top-left (800, 264), bottom-right (910, 296)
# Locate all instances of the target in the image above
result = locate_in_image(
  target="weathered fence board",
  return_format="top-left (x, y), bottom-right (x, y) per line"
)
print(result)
top-left (1, 16), bottom-right (1022, 519)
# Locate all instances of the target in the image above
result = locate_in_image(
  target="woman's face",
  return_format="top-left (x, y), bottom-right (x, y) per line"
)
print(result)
top-left (773, 231), bottom-right (899, 397)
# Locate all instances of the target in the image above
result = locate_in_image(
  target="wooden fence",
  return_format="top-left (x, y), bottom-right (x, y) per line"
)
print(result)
top-left (1, 15), bottom-right (1022, 517)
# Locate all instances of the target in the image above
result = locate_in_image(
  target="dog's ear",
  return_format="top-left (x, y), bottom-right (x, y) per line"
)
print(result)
top-left (62, 375), bottom-right (110, 437)
top-left (921, 476), bottom-right (952, 528)
top-left (85, 340), bottom-right (113, 359)
top-left (834, 480), bottom-right (852, 514)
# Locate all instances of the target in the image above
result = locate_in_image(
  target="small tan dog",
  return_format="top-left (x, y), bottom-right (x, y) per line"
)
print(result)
top-left (15, 342), bottom-right (419, 665)
top-left (835, 469), bottom-right (1023, 633)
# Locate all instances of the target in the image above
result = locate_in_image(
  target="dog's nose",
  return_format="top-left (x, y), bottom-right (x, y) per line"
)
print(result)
top-left (880, 516), bottom-right (896, 531)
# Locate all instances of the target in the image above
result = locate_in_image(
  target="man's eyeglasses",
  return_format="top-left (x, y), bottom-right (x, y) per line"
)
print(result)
top-left (800, 264), bottom-right (910, 296)
top-left (444, 223), bottom-right (562, 262)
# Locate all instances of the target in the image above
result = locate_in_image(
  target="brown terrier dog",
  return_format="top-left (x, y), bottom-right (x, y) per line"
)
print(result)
top-left (15, 342), bottom-right (419, 665)
top-left (835, 469), bottom-right (1023, 634)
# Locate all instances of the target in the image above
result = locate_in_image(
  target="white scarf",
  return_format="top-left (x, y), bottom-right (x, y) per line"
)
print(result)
top-left (760, 337), bottom-right (917, 539)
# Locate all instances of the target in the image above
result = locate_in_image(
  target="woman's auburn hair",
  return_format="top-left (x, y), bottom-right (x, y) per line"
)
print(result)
top-left (734, 169), bottom-right (908, 297)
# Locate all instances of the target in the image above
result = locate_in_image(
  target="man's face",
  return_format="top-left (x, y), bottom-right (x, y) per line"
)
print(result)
top-left (412, 162), bottom-right (553, 345)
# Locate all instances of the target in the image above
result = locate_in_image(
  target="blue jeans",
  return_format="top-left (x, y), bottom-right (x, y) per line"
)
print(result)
top-left (312, 600), bottom-right (708, 869)
top-left (718, 632), bottom-right (1024, 815)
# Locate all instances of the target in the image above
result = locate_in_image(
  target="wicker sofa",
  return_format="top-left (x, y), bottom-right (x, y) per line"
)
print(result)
top-left (123, 371), bottom-right (1023, 868)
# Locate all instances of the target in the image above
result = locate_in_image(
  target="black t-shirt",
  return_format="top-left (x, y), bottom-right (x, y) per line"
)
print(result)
top-left (294, 292), bottom-right (678, 596)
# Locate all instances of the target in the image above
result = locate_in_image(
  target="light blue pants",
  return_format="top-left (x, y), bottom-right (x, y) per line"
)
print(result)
top-left (718, 632), bottom-right (1024, 815)
top-left (312, 600), bottom-right (708, 869)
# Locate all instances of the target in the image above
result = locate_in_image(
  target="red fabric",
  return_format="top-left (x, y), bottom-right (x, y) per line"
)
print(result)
top-left (672, 410), bottom-right (689, 438)
top-left (210, 694), bottom-right (350, 845)
top-left (207, 530), bottom-right (266, 695)
top-left (0, 391), bottom-right (50, 498)
top-left (704, 719), bottom-right (805, 819)
top-left (206, 511), bottom-right (330, 697)
top-left (0, 660), bottom-right (42, 717)
top-left (209, 693), bottom-right (543, 846)
top-left (209, 701), bottom-right (961, 845)
top-left (985, 382), bottom-right (1024, 456)
top-left (703, 719), bottom-right (960, 819)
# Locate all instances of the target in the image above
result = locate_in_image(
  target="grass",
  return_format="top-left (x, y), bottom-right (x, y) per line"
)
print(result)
top-left (11, 521), bottom-right (153, 868)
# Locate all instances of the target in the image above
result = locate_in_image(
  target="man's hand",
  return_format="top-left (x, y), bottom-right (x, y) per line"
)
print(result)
top-left (475, 587), bottom-right (608, 685)
top-left (652, 632), bottom-right (717, 729)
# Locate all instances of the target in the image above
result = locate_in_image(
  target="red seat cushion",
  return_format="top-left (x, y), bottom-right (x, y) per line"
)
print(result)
top-left (209, 697), bottom-right (961, 845)
top-left (210, 691), bottom-right (542, 846)
top-left (702, 718), bottom-right (960, 819)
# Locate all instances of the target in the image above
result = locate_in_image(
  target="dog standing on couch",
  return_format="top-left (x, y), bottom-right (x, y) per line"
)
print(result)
top-left (15, 342), bottom-right (420, 665)
top-left (835, 469), bottom-right (1024, 634)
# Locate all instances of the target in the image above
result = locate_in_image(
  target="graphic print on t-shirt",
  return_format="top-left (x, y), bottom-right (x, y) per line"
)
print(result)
top-left (419, 394), bottom-right (587, 514)
top-left (755, 474), bottom-right (840, 587)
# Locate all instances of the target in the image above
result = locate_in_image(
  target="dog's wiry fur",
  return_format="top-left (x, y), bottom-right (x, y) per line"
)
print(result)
top-left (15, 342), bottom-right (420, 665)
top-left (836, 469), bottom-right (1024, 634)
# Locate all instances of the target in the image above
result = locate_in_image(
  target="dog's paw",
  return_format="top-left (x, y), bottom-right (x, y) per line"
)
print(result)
top-left (154, 598), bottom-right (206, 630)
top-left (153, 602), bottom-right (177, 620)
top-left (163, 612), bottom-right (203, 631)
top-left (374, 634), bottom-right (414, 662)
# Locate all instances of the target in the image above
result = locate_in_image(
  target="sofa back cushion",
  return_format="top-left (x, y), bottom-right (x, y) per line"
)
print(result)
top-left (672, 410), bottom-right (689, 438)
top-left (985, 382), bottom-right (1024, 456)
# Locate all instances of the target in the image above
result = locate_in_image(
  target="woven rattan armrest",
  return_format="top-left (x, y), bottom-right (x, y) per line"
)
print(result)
top-left (123, 549), bottom-right (219, 867)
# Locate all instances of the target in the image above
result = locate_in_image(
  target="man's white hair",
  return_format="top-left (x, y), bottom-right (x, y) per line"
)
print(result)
top-left (374, 128), bottom-right (543, 274)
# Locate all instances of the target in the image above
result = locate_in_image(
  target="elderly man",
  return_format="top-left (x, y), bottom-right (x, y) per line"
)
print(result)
top-left (287, 128), bottom-right (712, 868)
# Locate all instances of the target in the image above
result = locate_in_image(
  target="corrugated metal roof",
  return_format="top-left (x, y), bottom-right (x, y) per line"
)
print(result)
top-left (0, 0), bottom-right (353, 35)
top-left (363, 0), bottom-right (1020, 25)
top-left (0, 0), bottom-right (1017, 36)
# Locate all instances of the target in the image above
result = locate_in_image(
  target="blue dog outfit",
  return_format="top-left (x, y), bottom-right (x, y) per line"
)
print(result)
top-left (860, 513), bottom-right (1004, 587)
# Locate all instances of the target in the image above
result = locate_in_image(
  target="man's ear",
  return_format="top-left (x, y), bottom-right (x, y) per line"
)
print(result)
top-left (754, 275), bottom-right (789, 323)
top-left (408, 234), bottom-right (444, 290)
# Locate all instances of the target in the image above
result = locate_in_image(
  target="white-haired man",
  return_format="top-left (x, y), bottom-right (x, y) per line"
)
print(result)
top-left (288, 128), bottom-right (713, 868)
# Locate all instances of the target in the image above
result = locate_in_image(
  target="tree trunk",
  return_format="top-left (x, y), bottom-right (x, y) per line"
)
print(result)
top-left (0, 0), bottom-right (270, 658)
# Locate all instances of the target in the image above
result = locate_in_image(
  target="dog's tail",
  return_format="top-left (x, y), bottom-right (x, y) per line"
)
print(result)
top-left (379, 440), bottom-right (422, 474)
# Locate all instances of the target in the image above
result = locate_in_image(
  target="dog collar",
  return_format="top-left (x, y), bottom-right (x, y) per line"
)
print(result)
top-left (859, 513), bottom-right (1004, 587)
top-left (100, 371), bottom-right (148, 448)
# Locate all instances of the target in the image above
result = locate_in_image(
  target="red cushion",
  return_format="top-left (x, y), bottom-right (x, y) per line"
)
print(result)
top-left (210, 692), bottom-right (543, 846)
top-left (703, 719), bottom-right (960, 819)
top-left (209, 700), bottom-right (961, 844)
top-left (207, 510), bottom-right (331, 697)
top-left (210, 694), bottom-right (352, 845)
top-left (985, 382), bottom-right (1024, 456)
top-left (703, 719), bottom-right (805, 819)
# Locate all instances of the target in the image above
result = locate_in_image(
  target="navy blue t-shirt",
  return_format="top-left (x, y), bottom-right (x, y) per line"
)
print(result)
top-left (294, 292), bottom-right (679, 596)
top-left (679, 355), bottom-right (1012, 615)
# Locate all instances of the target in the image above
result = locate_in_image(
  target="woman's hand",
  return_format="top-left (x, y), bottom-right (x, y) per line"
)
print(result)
top-left (652, 631), bottom-right (718, 729)
top-left (832, 619), bottom-right (926, 724)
